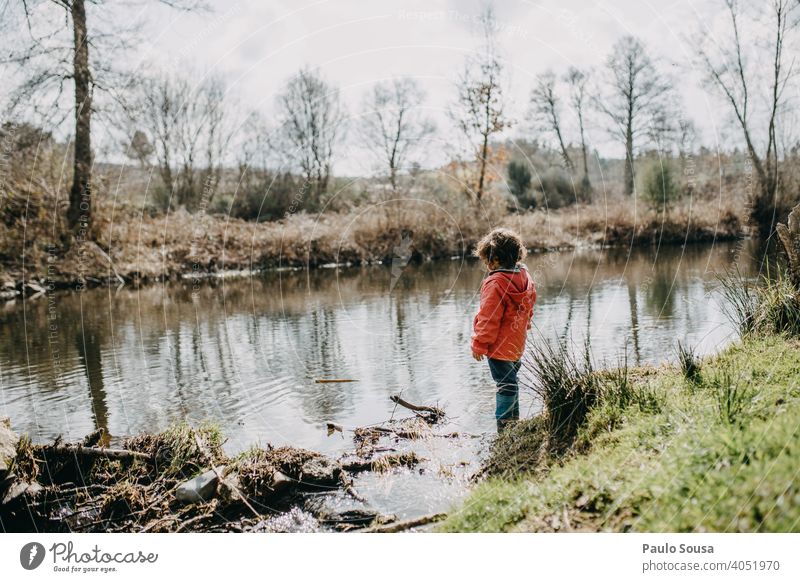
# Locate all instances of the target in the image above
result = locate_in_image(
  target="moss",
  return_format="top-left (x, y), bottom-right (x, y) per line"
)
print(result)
top-left (442, 336), bottom-right (800, 532)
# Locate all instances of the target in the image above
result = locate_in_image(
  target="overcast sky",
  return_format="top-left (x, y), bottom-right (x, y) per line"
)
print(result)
top-left (135, 0), bottom-right (739, 173)
top-left (4, 0), bottom-right (773, 174)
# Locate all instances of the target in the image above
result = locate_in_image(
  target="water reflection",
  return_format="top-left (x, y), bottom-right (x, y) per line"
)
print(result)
top-left (0, 240), bottom-right (760, 456)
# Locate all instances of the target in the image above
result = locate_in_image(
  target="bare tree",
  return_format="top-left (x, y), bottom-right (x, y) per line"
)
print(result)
top-left (565, 67), bottom-right (592, 196)
top-left (275, 66), bottom-right (344, 210)
top-left (596, 36), bottom-right (671, 196)
top-left (3, 0), bottom-right (204, 235)
top-left (698, 0), bottom-right (799, 238)
top-left (451, 5), bottom-right (511, 201)
top-left (125, 71), bottom-right (234, 210)
top-left (530, 71), bottom-right (574, 172)
top-left (360, 78), bottom-right (434, 194)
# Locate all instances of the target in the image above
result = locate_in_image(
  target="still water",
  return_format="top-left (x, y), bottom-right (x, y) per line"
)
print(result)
top-left (0, 240), bottom-right (759, 521)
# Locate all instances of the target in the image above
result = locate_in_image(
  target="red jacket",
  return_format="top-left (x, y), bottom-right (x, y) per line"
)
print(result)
top-left (471, 265), bottom-right (536, 361)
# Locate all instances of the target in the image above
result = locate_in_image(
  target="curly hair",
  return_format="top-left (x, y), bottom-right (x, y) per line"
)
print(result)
top-left (474, 228), bottom-right (527, 269)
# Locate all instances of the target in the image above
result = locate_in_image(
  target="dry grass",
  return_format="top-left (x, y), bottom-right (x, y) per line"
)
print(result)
top-left (2, 192), bottom-right (744, 289)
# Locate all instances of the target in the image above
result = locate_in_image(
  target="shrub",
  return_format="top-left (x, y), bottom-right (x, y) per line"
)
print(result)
top-left (507, 160), bottom-right (533, 208)
top-left (229, 170), bottom-right (301, 222)
top-left (641, 159), bottom-right (680, 212)
top-left (533, 167), bottom-right (578, 209)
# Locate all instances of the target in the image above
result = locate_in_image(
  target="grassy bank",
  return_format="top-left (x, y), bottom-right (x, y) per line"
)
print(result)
top-left (1, 195), bottom-right (743, 290)
top-left (441, 335), bottom-right (800, 532)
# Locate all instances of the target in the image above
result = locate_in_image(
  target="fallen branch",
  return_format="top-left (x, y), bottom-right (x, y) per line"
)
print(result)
top-left (361, 512), bottom-right (446, 533)
top-left (390, 395), bottom-right (444, 421)
top-left (42, 444), bottom-right (152, 463)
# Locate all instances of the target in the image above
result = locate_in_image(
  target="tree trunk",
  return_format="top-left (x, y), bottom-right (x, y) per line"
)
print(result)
top-left (752, 176), bottom-right (779, 241)
top-left (67, 0), bottom-right (92, 234)
top-left (555, 126), bottom-right (574, 173)
top-left (580, 140), bottom-right (589, 183)
top-left (579, 113), bottom-right (591, 202)
top-left (624, 120), bottom-right (634, 196)
top-left (477, 133), bottom-right (489, 201)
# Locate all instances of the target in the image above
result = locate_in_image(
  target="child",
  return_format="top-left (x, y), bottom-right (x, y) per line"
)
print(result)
top-left (471, 228), bottom-right (536, 432)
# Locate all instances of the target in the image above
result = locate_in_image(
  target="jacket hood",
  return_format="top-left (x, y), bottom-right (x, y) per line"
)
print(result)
top-left (486, 264), bottom-right (534, 305)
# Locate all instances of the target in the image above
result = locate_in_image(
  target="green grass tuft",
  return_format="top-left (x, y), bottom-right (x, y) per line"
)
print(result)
top-left (719, 264), bottom-right (800, 337)
top-left (523, 339), bottom-right (598, 454)
top-left (677, 340), bottom-right (702, 385)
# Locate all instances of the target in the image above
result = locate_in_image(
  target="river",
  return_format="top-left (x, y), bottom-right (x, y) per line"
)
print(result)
top-left (0, 240), bottom-right (760, 523)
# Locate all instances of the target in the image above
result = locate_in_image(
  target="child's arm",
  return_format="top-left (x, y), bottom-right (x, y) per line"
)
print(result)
top-left (471, 280), bottom-right (504, 357)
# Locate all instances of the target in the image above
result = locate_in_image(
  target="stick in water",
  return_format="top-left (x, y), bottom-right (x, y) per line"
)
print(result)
top-left (389, 395), bottom-right (445, 419)
top-left (315, 379), bottom-right (357, 383)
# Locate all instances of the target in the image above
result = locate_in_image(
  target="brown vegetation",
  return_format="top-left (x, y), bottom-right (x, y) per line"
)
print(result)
top-left (1, 196), bottom-right (744, 291)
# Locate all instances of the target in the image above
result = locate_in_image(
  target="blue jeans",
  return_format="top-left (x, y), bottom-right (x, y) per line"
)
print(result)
top-left (487, 358), bottom-right (520, 428)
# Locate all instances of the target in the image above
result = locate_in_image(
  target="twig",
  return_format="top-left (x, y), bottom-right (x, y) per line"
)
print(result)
top-left (193, 433), bottom-right (260, 519)
top-left (174, 511), bottom-right (213, 533)
top-left (361, 512), bottom-right (446, 533)
top-left (338, 474), bottom-right (367, 504)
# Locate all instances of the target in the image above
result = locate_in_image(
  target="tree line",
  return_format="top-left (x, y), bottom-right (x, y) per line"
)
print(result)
top-left (2, 1), bottom-right (798, 239)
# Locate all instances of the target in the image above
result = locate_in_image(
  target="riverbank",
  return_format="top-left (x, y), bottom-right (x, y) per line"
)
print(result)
top-left (0, 196), bottom-right (743, 294)
top-left (441, 334), bottom-right (800, 532)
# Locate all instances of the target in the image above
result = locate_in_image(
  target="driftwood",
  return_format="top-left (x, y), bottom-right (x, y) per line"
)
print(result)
top-left (390, 395), bottom-right (444, 421)
top-left (361, 512), bottom-right (446, 533)
top-left (315, 379), bottom-right (357, 383)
